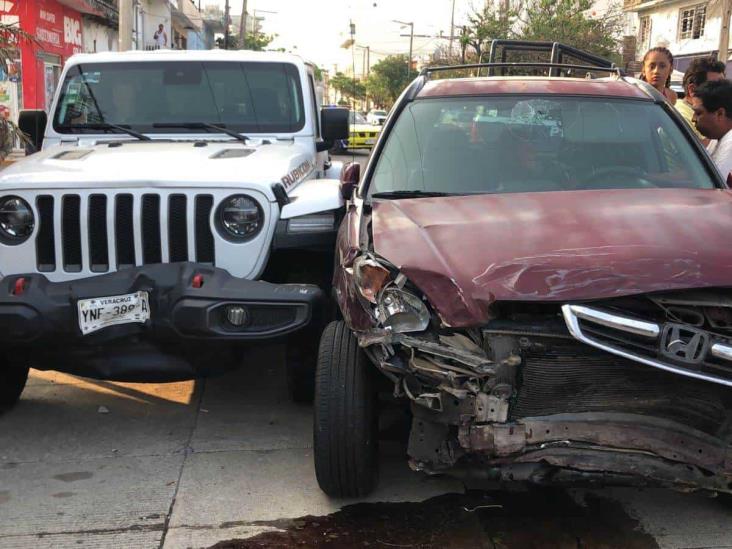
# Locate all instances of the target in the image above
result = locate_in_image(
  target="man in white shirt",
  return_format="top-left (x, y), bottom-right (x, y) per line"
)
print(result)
top-left (675, 57), bottom-right (725, 146)
top-left (153, 24), bottom-right (167, 48)
top-left (692, 80), bottom-right (732, 180)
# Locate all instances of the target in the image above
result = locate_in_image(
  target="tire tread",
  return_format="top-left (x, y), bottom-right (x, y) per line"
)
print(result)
top-left (314, 321), bottom-right (378, 497)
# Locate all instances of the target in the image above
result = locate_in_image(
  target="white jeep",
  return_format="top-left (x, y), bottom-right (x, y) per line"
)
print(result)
top-left (0, 49), bottom-right (349, 408)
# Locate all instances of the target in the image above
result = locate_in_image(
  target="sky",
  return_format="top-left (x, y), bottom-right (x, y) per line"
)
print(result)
top-left (205, 0), bottom-right (475, 74)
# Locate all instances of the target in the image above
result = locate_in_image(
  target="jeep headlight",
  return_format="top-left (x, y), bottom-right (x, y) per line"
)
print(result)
top-left (216, 195), bottom-right (263, 241)
top-left (0, 196), bottom-right (34, 244)
top-left (377, 287), bottom-right (430, 333)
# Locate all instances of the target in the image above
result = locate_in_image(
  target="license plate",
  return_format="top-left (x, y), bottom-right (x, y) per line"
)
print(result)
top-left (77, 291), bottom-right (150, 335)
top-left (365, 139), bottom-right (376, 145)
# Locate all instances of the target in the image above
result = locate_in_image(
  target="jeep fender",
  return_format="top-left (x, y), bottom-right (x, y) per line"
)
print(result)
top-left (280, 179), bottom-right (343, 219)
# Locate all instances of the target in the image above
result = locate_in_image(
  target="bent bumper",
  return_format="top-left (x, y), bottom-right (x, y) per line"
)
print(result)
top-left (0, 263), bottom-right (323, 381)
top-left (0, 263), bottom-right (322, 343)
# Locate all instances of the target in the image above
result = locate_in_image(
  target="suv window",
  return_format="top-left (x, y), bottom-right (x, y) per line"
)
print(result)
top-left (369, 96), bottom-right (716, 196)
top-left (53, 61), bottom-right (305, 134)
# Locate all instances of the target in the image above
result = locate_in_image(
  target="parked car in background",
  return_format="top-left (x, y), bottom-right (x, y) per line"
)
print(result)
top-left (331, 111), bottom-right (381, 153)
top-left (366, 109), bottom-right (388, 125)
top-left (314, 41), bottom-right (732, 499)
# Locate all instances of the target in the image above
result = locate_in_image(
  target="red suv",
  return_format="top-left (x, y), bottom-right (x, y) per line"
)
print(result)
top-left (313, 41), bottom-right (732, 498)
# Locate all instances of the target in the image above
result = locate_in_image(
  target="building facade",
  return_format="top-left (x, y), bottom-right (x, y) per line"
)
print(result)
top-left (0, 0), bottom-right (85, 115)
top-left (624, 0), bottom-right (731, 72)
top-left (134, 0), bottom-right (206, 51)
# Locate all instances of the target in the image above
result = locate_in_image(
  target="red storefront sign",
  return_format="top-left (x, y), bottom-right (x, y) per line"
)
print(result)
top-left (0, 0), bottom-right (83, 111)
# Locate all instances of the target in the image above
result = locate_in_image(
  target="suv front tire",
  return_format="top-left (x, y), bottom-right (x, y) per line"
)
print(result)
top-left (313, 321), bottom-right (379, 497)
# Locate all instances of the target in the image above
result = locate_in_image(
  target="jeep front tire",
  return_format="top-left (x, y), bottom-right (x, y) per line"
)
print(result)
top-left (314, 321), bottom-right (378, 497)
top-left (0, 363), bottom-right (29, 412)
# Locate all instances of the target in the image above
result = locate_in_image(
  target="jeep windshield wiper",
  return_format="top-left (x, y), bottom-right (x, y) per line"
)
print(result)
top-left (152, 122), bottom-right (249, 143)
top-left (59, 123), bottom-right (151, 141)
top-left (371, 190), bottom-right (457, 199)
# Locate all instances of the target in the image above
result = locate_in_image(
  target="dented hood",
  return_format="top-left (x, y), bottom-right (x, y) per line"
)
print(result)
top-left (371, 189), bottom-right (732, 327)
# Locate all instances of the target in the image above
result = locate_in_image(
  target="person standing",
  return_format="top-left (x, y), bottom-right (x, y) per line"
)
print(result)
top-left (675, 57), bottom-right (725, 145)
top-left (640, 47), bottom-right (677, 105)
top-left (691, 80), bottom-right (732, 180)
top-left (153, 24), bottom-right (167, 49)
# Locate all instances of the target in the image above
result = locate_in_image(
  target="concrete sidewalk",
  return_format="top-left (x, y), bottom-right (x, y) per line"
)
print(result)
top-left (1, 345), bottom-right (731, 548)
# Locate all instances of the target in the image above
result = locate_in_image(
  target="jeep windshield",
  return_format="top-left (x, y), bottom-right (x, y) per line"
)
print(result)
top-left (52, 61), bottom-right (305, 135)
top-left (368, 96), bottom-right (717, 198)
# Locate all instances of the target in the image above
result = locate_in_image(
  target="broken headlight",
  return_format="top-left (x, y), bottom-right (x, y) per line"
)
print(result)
top-left (377, 287), bottom-right (430, 333)
top-left (353, 256), bottom-right (391, 303)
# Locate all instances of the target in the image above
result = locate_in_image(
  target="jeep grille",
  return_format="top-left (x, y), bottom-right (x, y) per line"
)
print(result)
top-left (35, 193), bottom-right (215, 273)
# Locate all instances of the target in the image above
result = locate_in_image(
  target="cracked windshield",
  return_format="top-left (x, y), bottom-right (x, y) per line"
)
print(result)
top-left (1, 0), bottom-right (732, 548)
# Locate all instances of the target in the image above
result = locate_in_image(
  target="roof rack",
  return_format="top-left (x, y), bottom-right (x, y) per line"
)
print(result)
top-left (419, 39), bottom-right (622, 79)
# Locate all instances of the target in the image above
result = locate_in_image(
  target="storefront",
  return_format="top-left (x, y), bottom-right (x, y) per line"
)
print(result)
top-left (0, 0), bottom-right (84, 114)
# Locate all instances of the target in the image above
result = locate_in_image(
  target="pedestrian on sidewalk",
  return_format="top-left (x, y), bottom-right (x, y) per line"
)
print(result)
top-left (154, 24), bottom-right (167, 49)
top-left (675, 57), bottom-right (725, 145)
top-left (640, 46), bottom-right (677, 105)
top-left (691, 79), bottom-right (732, 180)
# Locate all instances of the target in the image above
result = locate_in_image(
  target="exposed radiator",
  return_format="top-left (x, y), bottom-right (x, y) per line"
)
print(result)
top-left (511, 343), bottom-right (729, 435)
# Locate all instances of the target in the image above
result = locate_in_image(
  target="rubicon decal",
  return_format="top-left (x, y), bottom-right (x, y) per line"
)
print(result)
top-left (281, 159), bottom-right (314, 189)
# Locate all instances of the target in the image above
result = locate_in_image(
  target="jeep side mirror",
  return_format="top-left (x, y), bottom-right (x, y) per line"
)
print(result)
top-left (18, 110), bottom-right (47, 154)
top-left (340, 161), bottom-right (360, 200)
top-left (321, 107), bottom-right (349, 143)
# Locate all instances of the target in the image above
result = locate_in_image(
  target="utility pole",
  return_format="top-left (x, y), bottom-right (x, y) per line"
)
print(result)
top-left (719, 0), bottom-right (732, 63)
top-left (224, 0), bottom-right (230, 49)
top-left (239, 0), bottom-right (247, 49)
top-left (393, 20), bottom-right (414, 78)
top-left (448, 0), bottom-right (455, 60)
top-left (408, 23), bottom-right (413, 77)
top-left (119, 0), bottom-right (133, 51)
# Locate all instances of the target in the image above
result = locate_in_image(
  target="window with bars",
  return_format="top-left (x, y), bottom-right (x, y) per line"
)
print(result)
top-left (679, 4), bottom-right (706, 40)
top-left (639, 16), bottom-right (651, 49)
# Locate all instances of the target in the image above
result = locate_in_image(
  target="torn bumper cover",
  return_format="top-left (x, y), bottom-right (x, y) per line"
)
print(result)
top-left (451, 413), bottom-right (732, 493)
top-left (0, 263), bottom-right (322, 381)
top-left (356, 306), bottom-right (732, 494)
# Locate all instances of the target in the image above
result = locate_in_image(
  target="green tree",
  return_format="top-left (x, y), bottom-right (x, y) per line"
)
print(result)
top-left (456, 0), bottom-right (622, 66)
top-left (461, 3), bottom-right (516, 62)
top-left (216, 31), bottom-right (274, 51)
top-left (364, 55), bottom-right (410, 108)
top-left (330, 72), bottom-right (366, 102)
top-left (518, 0), bottom-right (621, 60)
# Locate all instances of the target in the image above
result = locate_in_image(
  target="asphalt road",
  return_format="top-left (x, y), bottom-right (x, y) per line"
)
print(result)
top-left (1, 151), bottom-right (731, 548)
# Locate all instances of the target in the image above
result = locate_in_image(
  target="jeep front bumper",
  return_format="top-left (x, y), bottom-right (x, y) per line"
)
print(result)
top-left (0, 263), bottom-right (322, 381)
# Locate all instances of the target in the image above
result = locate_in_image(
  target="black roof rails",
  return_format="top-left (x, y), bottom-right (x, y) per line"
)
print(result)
top-left (419, 39), bottom-right (622, 79)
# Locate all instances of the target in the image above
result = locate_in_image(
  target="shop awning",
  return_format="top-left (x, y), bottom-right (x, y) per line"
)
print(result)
top-left (56, 0), bottom-right (118, 20)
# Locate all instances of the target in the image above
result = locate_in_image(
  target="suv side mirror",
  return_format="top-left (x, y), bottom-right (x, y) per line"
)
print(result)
top-left (340, 161), bottom-right (360, 200)
top-left (18, 110), bottom-right (47, 154)
top-left (321, 107), bottom-right (349, 143)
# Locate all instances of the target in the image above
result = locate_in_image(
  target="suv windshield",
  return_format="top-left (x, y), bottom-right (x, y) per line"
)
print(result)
top-left (369, 96), bottom-right (717, 197)
top-left (350, 112), bottom-right (368, 124)
top-left (53, 61), bottom-right (305, 134)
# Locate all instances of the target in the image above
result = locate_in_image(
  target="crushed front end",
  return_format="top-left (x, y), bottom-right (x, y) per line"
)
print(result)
top-left (347, 255), bottom-right (732, 495)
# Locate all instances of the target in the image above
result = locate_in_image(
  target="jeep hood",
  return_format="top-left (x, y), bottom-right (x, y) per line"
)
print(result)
top-left (0, 140), bottom-right (315, 192)
top-left (371, 189), bottom-right (732, 327)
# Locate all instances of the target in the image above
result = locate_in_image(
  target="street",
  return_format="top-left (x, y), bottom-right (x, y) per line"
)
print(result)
top-left (1, 344), bottom-right (731, 549)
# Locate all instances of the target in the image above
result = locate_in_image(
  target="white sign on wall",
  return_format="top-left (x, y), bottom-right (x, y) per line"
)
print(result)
top-left (64, 15), bottom-right (82, 46)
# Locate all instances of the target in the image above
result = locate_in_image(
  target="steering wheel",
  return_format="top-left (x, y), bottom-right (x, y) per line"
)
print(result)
top-left (588, 166), bottom-right (656, 189)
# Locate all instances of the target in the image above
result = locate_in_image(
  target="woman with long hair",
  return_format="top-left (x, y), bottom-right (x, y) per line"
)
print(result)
top-left (640, 46), bottom-right (677, 104)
